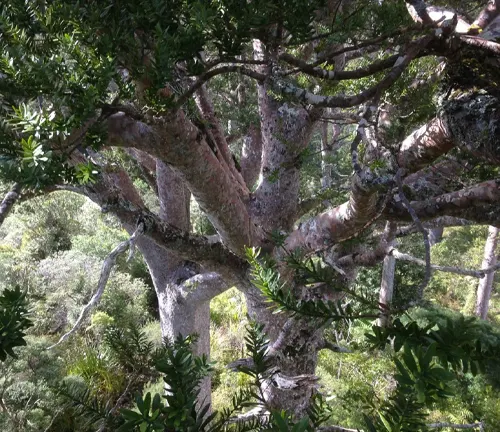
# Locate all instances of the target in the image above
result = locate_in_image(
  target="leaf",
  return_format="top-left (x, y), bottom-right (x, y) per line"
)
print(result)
top-left (292, 416), bottom-right (309, 432)
top-left (378, 412), bottom-right (393, 432)
top-left (271, 410), bottom-right (289, 431)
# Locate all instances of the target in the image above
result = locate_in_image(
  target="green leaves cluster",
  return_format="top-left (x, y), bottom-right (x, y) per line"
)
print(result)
top-left (362, 316), bottom-right (500, 431)
top-left (0, 286), bottom-right (32, 361)
top-left (366, 316), bottom-right (498, 376)
top-left (246, 247), bottom-right (374, 323)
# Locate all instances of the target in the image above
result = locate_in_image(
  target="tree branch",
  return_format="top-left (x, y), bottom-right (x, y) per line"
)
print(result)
top-left (395, 169), bottom-right (431, 299)
top-left (174, 65), bottom-right (265, 109)
top-left (272, 35), bottom-right (432, 108)
top-left (385, 179), bottom-right (500, 223)
top-left (391, 248), bottom-right (500, 278)
top-left (320, 339), bottom-right (351, 353)
top-left (107, 110), bottom-right (260, 256)
top-left (47, 222), bottom-right (145, 349)
top-left (194, 85), bottom-right (248, 194)
top-left (311, 23), bottom-right (424, 67)
top-left (318, 426), bottom-right (362, 432)
top-left (279, 53), bottom-right (402, 81)
top-left (180, 272), bottom-right (228, 303)
top-left (405, 0), bottom-right (434, 25)
top-left (396, 216), bottom-right (474, 237)
top-left (427, 421), bottom-right (484, 430)
top-left (472, 0), bottom-right (500, 30)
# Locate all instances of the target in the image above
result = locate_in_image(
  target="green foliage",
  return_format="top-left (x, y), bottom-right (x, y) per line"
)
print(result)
top-left (246, 242), bottom-right (500, 431)
top-left (0, 286), bottom-right (32, 361)
top-left (246, 247), bottom-right (375, 323)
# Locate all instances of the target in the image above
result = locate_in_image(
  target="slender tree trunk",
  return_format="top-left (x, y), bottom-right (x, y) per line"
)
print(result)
top-left (320, 122), bottom-right (339, 190)
top-left (475, 226), bottom-right (499, 319)
top-left (377, 252), bottom-right (396, 327)
top-left (0, 183), bottom-right (21, 227)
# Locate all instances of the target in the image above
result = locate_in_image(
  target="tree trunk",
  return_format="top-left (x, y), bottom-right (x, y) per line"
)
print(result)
top-left (245, 284), bottom-right (325, 418)
top-left (320, 122), bottom-right (331, 190)
top-left (0, 183), bottom-right (21, 227)
top-left (475, 226), bottom-right (499, 319)
top-left (377, 252), bottom-right (396, 327)
top-left (428, 227), bottom-right (444, 246)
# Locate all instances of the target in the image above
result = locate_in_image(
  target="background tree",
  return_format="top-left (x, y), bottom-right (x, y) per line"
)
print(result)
top-left (475, 226), bottom-right (499, 319)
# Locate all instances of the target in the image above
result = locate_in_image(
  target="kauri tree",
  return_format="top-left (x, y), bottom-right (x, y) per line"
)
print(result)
top-left (2, 0), bottom-right (500, 429)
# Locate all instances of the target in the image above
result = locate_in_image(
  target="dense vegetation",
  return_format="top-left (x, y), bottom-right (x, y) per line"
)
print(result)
top-left (2, 172), bottom-right (500, 431)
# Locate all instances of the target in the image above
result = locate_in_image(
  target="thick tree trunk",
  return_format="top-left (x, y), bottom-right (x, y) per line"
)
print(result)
top-left (245, 284), bottom-right (325, 418)
top-left (475, 226), bottom-right (499, 319)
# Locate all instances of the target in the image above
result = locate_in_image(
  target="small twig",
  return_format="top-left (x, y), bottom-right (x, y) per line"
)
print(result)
top-left (47, 222), bottom-right (145, 349)
top-left (395, 168), bottom-right (430, 299)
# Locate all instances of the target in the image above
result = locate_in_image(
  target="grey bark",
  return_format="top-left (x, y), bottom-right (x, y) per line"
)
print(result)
top-left (240, 125), bottom-right (263, 189)
top-left (377, 250), bottom-right (396, 327)
top-left (475, 226), bottom-right (499, 319)
top-left (321, 122), bottom-right (341, 190)
top-left (428, 227), bottom-right (444, 246)
top-left (0, 183), bottom-right (21, 227)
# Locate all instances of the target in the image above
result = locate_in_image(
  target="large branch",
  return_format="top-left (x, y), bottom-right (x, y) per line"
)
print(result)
top-left (473, 0), bottom-right (500, 30)
top-left (286, 88), bottom-right (500, 253)
top-left (405, 0), bottom-right (433, 25)
top-left (396, 216), bottom-right (474, 237)
top-left (113, 206), bottom-right (248, 284)
top-left (427, 422), bottom-right (484, 430)
top-left (174, 65), bottom-right (265, 109)
top-left (107, 110), bottom-right (260, 256)
top-left (180, 272), bottom-right (229, 303)
top-left (285, 168), bottom-right (387, 252)
top-left (280, 53), bottom-right (402, 81)
top-left (194, 85), bottom-right (249, 195)
top-left (385, 179), bottom-right (500, 223)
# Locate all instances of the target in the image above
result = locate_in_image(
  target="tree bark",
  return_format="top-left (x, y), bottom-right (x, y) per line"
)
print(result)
top-left (0, 183), bottom-right (21, 227)
top-left (428, 227), bottom-right (444, 246)
top-left (240, 125), bottom-right (263, 189)
top-left (475, 226), bottom-right (499, 319)
top-left (378, 248), bottom-right (396, 327)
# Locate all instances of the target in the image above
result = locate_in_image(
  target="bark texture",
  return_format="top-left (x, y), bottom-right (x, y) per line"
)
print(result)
top-left (475, 226), bottom-right (499, 319)
top-left (378, 250), bottom-right (396, 327)
top-left (13, 2), bottom-right (500, 419)
top-left (0, 183), bottom-right (21, 227)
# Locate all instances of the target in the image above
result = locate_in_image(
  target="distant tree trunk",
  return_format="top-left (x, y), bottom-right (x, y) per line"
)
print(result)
top-left (377, 252), bottom-right (396, 327)
top-left (428, 227), bottom-right (444, 246)
top-left (0, 183), bottom-right (21, 227)
top-left (241, 125), bottom-right (263, 189)
top-left (475, 226), bottom-right (499, 319)
top-left (320, 122), bottom-right (331, 189)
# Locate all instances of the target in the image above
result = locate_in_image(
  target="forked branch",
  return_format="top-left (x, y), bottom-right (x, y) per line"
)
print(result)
top-left (47, 222), bottom-right (145, 349)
